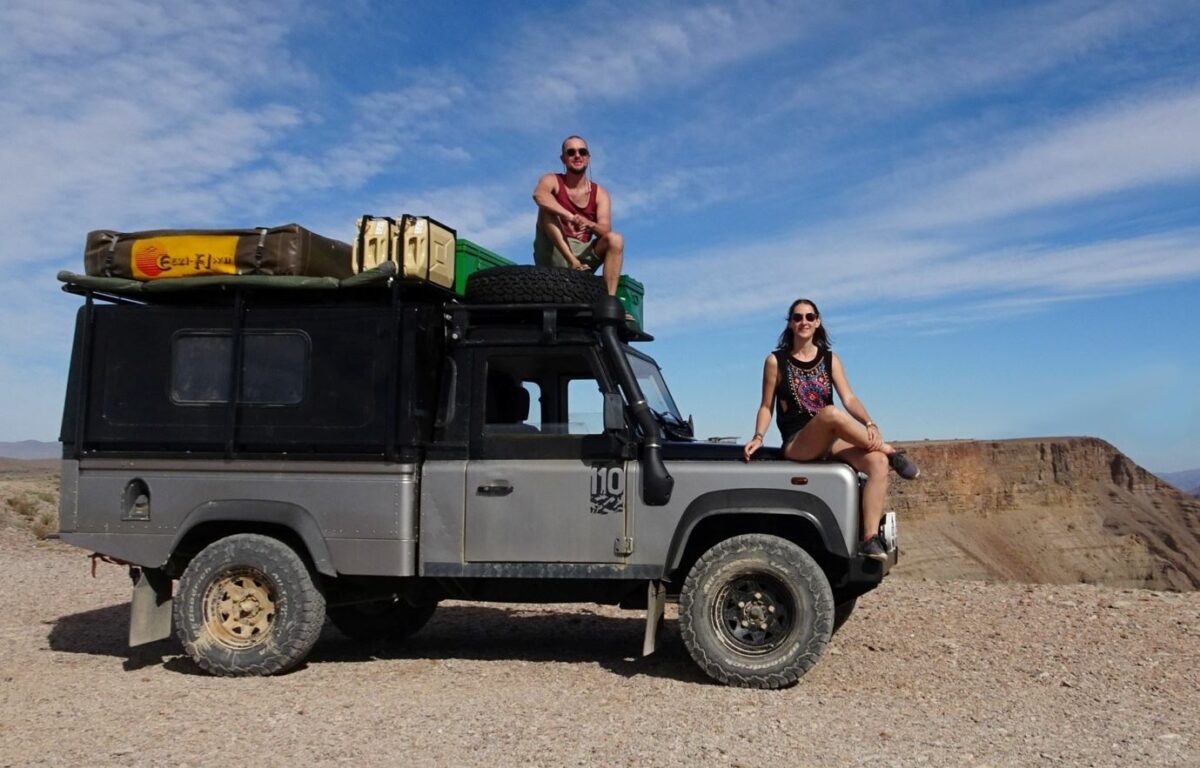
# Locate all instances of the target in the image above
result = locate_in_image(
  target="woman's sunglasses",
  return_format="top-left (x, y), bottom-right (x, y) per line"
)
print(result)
top-left (564, 148), bottom-right (590, 157)
top-left (791, 312), bottom-right (819, 322)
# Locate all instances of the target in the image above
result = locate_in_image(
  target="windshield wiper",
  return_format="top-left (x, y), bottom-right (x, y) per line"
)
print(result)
top-left (651, 408), bottom-right (693, 440)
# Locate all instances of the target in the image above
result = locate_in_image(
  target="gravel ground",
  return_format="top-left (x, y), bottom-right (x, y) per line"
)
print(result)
top-left (1, 532), bottom-right (1197, 768)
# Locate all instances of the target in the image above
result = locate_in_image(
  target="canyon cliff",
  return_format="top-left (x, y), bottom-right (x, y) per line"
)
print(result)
top-left (889, 437), bottom-right (1200, 590)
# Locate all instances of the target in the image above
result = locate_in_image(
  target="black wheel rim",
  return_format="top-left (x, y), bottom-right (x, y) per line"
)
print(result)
top-left (710, 572), bottom-right (798, 656)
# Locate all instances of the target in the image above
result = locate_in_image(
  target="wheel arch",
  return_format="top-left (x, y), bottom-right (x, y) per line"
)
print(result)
top-left (168, 500), bottom-right (336, 578)
top-left (664, 489), bottom-right (850, 584)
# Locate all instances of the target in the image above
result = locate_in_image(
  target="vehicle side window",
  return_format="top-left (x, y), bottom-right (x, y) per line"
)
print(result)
top-left (566, 378), bottom-right (604, 435)
top-left (520, 381), bottom-right (542, 430)
top-left (171, 331), bottom-right (308, 405)
top-left (484, 369), bottom-right (540, 435)
top-left (483, 349), bottom-right (607, 437)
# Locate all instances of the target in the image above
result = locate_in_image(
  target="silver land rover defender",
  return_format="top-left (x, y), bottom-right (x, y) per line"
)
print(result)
top-left (56, 263), bottom-right (895, 688)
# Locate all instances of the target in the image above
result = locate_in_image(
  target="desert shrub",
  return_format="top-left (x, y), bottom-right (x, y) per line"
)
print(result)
top-left (31, 511), bottom-right (58, 540)
top-left (3, 491), bottom-right (59, 538)
top-left (5, 495), bottom-right (38, 519)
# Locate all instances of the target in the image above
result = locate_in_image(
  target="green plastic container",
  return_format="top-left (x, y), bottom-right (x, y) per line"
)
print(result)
top-left (454, 239), bottom-right (645, 330)
top-left (454, 239), bottom-right (514, 296)
top-left (617, 275), bottom-right (645, 330)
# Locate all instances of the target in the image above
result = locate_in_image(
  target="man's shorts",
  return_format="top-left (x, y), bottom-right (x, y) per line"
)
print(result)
top-left (533, 229), bottom-right (602, 271)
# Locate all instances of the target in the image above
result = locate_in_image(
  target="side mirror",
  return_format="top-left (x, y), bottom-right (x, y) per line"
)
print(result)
top-left (603, 392), bottom-right (625, 431)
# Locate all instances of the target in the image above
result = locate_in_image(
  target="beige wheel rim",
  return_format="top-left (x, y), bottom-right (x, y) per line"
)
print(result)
top-left (202, 567), bottom-right (277, 650)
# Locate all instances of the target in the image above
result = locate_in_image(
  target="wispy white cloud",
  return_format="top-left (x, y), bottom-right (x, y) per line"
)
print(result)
top-left (786, 0), bottom-right (1178, 117)
top-left (836, 292), bottom-right (1101, 338)
top-left (0, 0), bottom-right (823, 277)
top-left (644, 224), bottom-right (1200, 331)
top-left (0, 0), bottom-right (495, 271)
top-left (641, 73), bottom-right (1200, 332)
top-left (490, 0), bottom-right (819, 120)
top-left (888, 88), bottom-right (1200, 230)
top-left (211, 72), bottom-right (475, 219)
top-left (612, 163), bottom-right (750, 224)
top-left (0, 0), bottom-right (310, 265)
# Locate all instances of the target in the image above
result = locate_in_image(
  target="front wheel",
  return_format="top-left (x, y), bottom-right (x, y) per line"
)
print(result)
top-left (833, 597), bottom-right (858, 634)
top-left (174, 534), bottom-right (326, 676)
top-left (679, 534), bottom-right (834, 689)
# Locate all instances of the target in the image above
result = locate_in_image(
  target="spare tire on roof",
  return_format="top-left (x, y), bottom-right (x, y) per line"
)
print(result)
top-left (465, 265), bottom-right (606, 305)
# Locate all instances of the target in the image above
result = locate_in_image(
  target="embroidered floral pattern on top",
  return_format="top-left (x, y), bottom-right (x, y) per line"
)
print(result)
top-left (786, 355), bottom-right (831, 415)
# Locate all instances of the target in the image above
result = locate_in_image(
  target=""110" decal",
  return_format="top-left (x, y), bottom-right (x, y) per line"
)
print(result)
top-left (590, 465), bottom-right (624, 515)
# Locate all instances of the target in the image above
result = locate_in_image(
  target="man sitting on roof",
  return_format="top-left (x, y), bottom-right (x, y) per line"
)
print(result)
top-left (532, 135), bottom-right (624, 297)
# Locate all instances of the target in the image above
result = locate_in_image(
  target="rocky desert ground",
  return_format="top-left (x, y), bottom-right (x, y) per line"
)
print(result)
top-left (1, 443), bottom-right (1198, 767)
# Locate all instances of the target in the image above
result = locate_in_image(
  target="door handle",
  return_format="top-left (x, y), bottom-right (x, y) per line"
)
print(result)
top-left (476, 483), bottom-right (513, 497)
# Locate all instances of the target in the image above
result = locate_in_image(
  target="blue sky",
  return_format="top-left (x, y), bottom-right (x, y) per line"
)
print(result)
top-left (1, 0), bottom-right (1198, 472)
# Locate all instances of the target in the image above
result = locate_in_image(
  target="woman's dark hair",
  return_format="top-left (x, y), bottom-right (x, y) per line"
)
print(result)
top-left (776, 298), bottom-right (832, 351)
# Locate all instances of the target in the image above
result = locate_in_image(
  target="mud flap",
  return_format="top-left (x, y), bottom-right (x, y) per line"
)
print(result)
top-left (642, 580), bottom-right (667, 656)
top-left (129, 567), bottom-right (173, 646)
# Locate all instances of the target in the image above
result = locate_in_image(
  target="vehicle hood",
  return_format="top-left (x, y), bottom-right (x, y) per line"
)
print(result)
top-left (660, 441), bottom-right (784, 462)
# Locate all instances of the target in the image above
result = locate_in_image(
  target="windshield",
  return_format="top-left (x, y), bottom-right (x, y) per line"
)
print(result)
top-left (626, 351), bottom-right (685, 425)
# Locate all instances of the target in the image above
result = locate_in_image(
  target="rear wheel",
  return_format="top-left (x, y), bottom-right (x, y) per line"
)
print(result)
top-left (328, 598), bottom-right (437, 642)
top-left (679, 533), bottom-right (834, 689)
top-left (174, 534), bottom-right (325, 676)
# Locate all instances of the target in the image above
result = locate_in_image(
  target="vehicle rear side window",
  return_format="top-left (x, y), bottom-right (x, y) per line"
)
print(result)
top-left (171, 331), bottom-right (309, 405)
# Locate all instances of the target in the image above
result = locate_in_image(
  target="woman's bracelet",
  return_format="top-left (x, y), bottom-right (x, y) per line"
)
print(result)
top-left (865, 421), bottom-right (877, 429)
top-left (752, 432), bottom-right (764, 440)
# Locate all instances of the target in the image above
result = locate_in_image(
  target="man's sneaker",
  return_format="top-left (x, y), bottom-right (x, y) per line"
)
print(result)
top-left (888, 450), bottom-right (920, 480)
top-left (859, 534), bottom-right (888, 562)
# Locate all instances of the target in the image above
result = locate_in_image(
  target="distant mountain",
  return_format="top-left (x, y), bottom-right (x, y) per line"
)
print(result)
top-left (1158, 469), bottom-right (1200, 496)
top-left (890, 438), bottom-right (1200, 591)
top-left (0, 441), bottom-right (60, 460)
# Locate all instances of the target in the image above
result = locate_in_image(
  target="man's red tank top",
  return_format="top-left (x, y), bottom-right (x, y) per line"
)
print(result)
top-left (554, 174), bottom-right (597, 242)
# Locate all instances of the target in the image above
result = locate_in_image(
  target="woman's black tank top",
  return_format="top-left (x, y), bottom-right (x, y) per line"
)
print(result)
top-left (774, 348), bottom-right (833, 446)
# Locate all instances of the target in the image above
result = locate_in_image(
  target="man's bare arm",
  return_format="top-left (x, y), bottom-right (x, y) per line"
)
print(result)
top-left (532, 173), bottom-right (580, 223)
top-left (585, 185), bottom-right (612, 237)
top-left (537, 210), bottom-right (584, 267)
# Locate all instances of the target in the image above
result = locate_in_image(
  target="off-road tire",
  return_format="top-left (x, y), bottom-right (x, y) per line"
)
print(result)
top-left (174, 534), bottom-right (325, 677)
top-left (465, 265), bottom-right (606, 305)
top-left (328, 599), bottom-right (437, 642)
top-left (679, 533), bottom-right (834, 689)
top-left (832, 597), bottom-right (858, 635)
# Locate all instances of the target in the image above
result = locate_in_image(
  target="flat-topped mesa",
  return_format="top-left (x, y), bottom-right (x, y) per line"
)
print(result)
top-left (887, 437), bottom-right (1200, 591)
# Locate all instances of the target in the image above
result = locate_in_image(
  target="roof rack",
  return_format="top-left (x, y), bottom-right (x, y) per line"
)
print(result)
top-left (447, 301), bottom-right (652, 344)
top-left (57, 265), bottom-right (652, 340)
top-left (56, 262), bottom-right (456, 307)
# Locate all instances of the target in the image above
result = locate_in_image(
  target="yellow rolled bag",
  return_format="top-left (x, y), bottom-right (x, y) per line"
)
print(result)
top-left (83, 224), bottom-right (353, 281)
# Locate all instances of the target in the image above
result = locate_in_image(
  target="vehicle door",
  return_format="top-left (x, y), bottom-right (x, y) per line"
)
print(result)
top-left (464, 346), bottom-right (629, 563)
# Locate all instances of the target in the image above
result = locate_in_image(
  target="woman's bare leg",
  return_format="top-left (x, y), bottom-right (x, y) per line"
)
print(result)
top-left (831, 440), bottom-right (890, 540)
top-left (782, 414), bottom-right (838, 461)
top-left (783, 406), bottom-right (900, 461)
top-left (782, 407), bottom-right (897, 541)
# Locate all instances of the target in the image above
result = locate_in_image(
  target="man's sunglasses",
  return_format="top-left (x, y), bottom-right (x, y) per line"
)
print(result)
top-left (564, 148), bottom-right (590, 157)
top-left (791, 312), bottom-right (819, 322)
